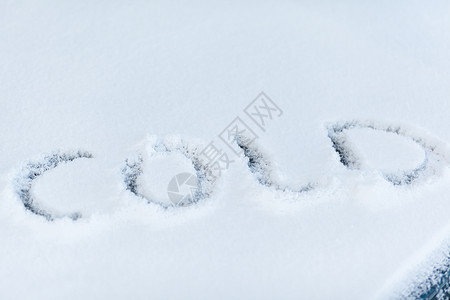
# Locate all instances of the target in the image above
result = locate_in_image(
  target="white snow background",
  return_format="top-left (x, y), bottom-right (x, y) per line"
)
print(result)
top-left (1, 0), bottom-right (450, 299)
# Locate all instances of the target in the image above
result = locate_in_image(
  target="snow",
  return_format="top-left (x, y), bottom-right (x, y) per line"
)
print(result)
top-left (2, 0), bottom-right (450, 299)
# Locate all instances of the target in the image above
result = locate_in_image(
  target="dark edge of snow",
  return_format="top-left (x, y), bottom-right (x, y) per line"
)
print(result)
top-left (406, 254), bottom-right (450, 300)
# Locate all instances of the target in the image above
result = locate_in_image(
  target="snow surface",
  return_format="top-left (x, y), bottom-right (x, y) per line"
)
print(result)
top-left (2, 0), bottom-right (450, 299)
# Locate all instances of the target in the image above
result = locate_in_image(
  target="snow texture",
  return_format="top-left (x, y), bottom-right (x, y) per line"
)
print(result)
top-left (2, 1), bottom-right (450, 299)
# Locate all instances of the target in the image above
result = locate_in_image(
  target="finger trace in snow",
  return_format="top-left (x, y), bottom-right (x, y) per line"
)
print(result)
top-left (235, 134), bottom-right (314, 194)
top-left (13, 150), bottom-right (93, 221)
top-left (122, 136), bottom-right (216, 207)
top-left (327, 120), bottom-right (448, 186)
